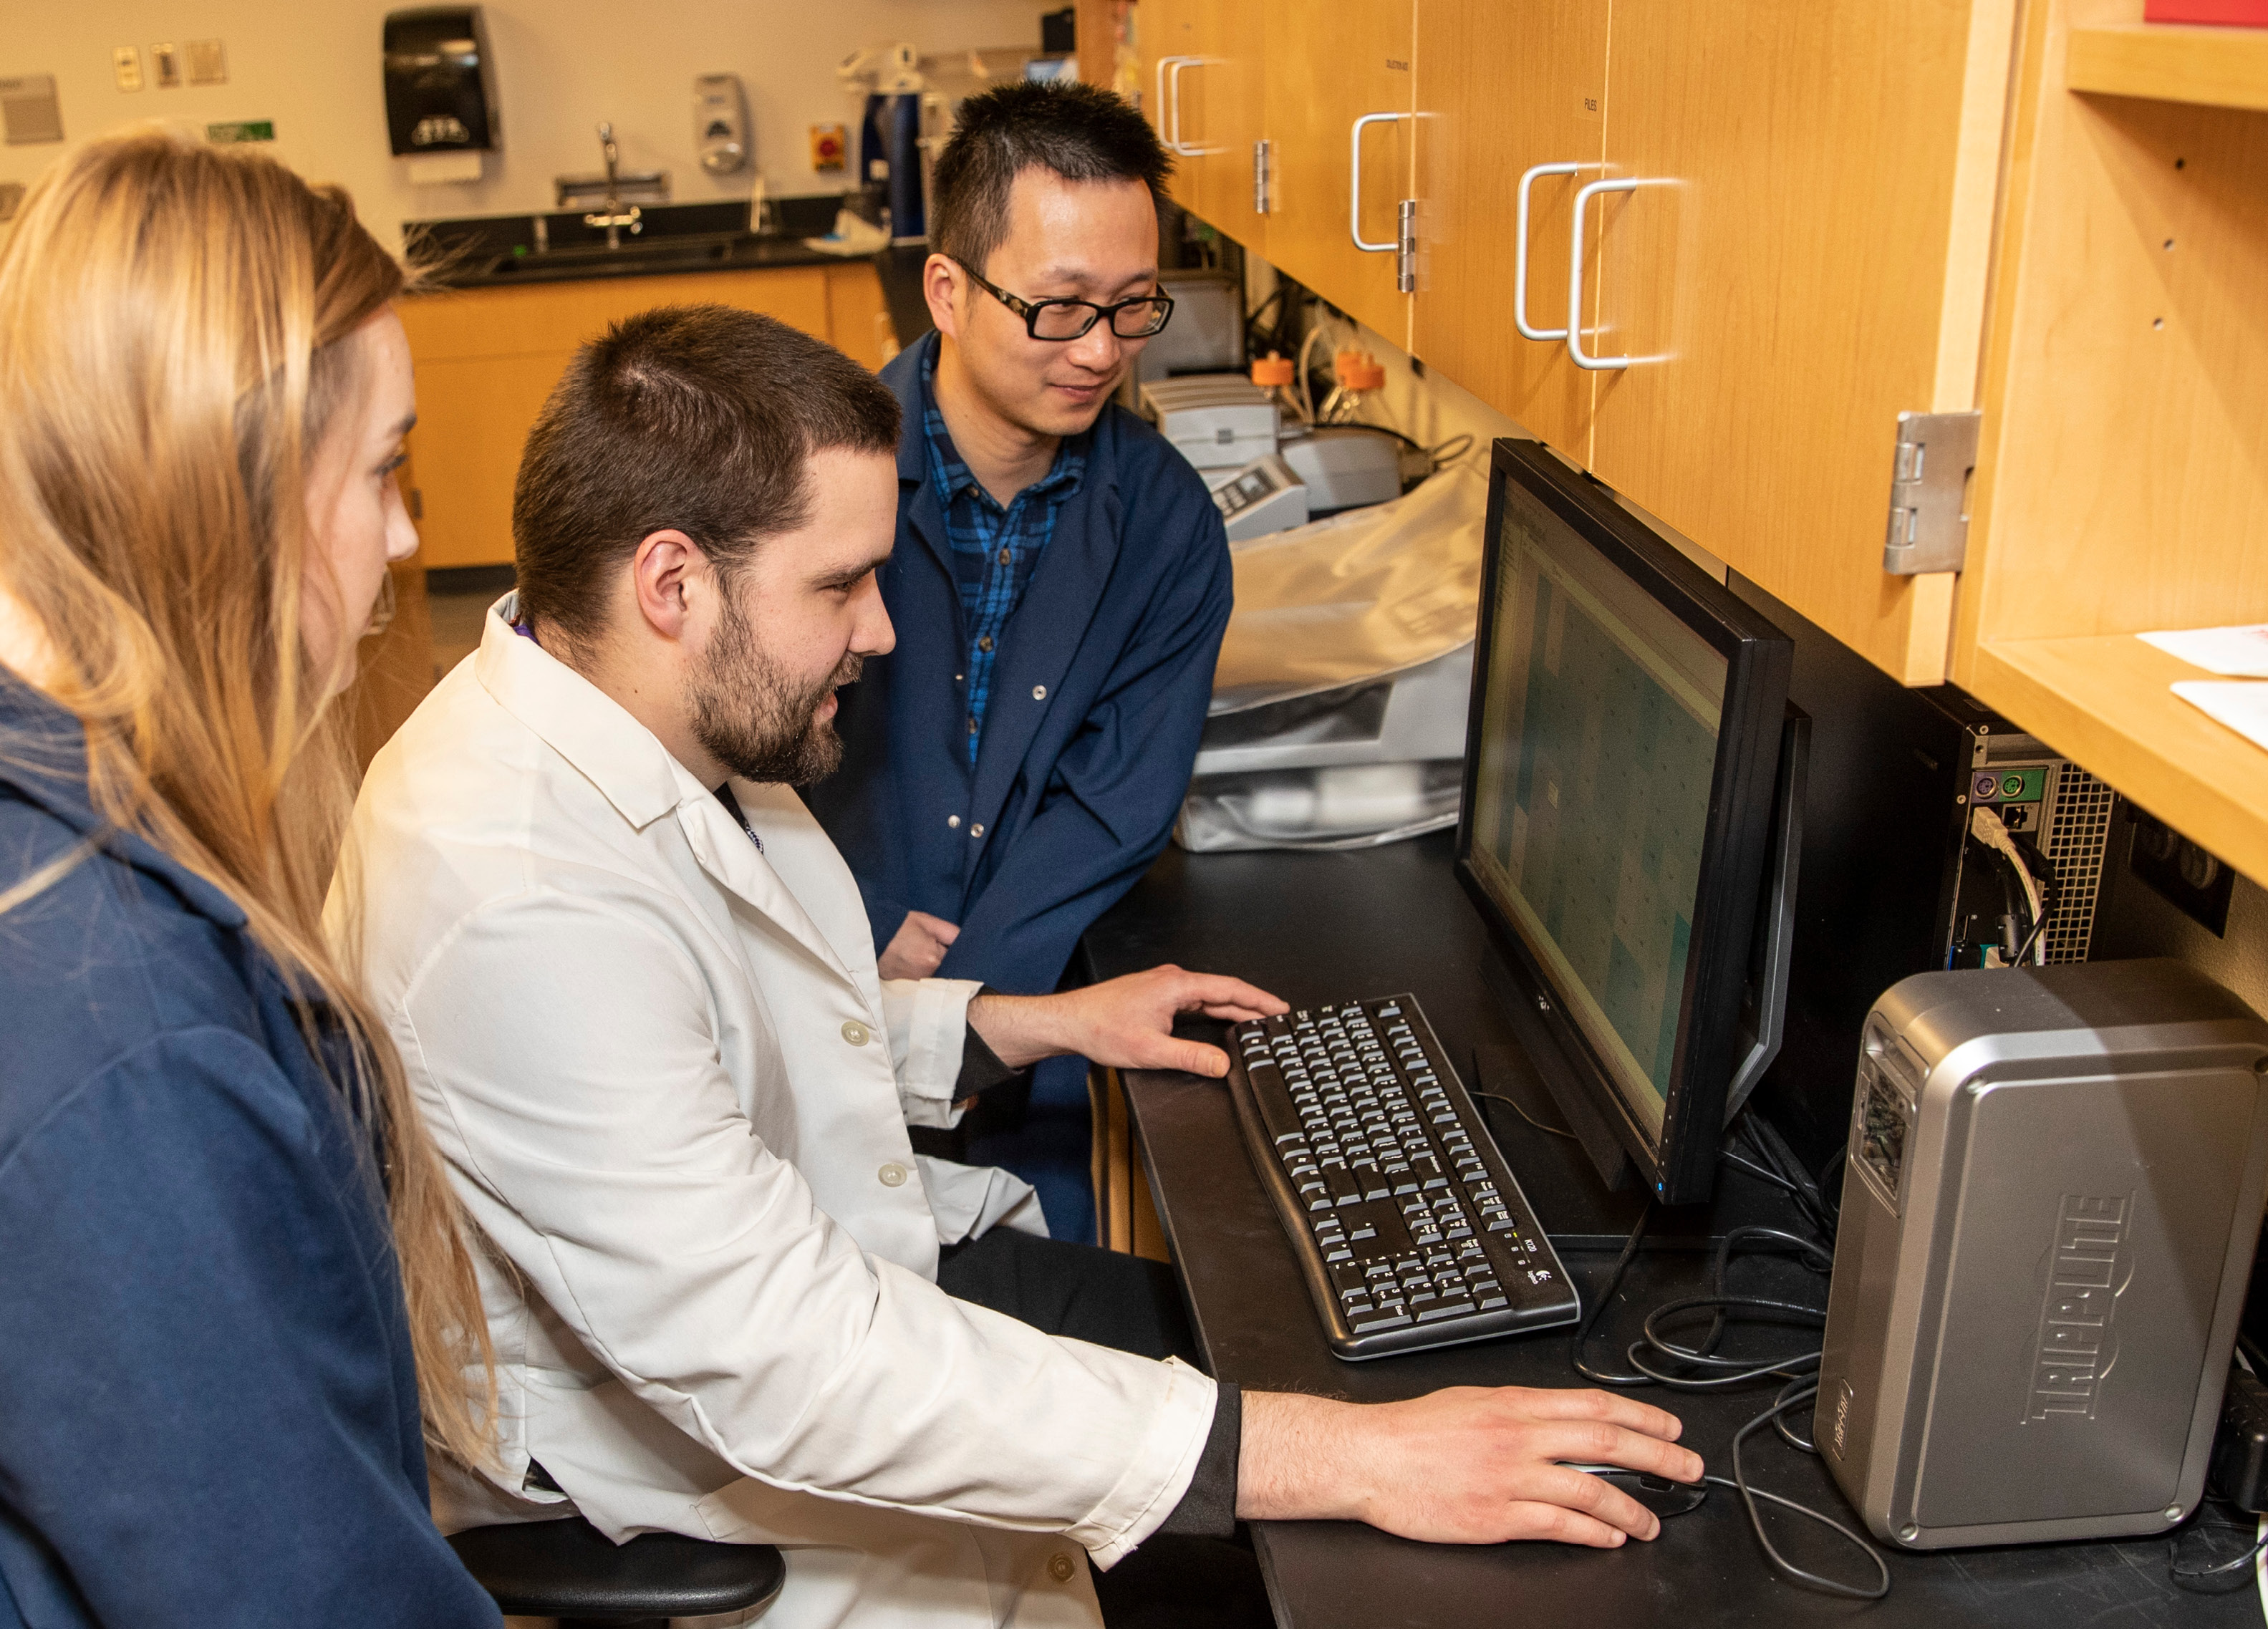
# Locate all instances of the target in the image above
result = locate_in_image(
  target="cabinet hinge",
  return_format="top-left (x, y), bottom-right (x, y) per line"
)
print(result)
top-left (1881, 410), bottom-right (1981, 575)
top-left (1252, 139), bottom-right (1272, 216)
top-left (1396, 198), bottom-right (1418, 294)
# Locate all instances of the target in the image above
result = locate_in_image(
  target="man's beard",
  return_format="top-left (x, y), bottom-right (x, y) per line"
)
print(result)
top-left (690, 589), bottom-right (861, 788)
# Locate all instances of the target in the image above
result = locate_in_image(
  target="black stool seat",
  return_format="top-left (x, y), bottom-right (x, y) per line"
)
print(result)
top-left (448, 1515), bottom-right (783, 1626)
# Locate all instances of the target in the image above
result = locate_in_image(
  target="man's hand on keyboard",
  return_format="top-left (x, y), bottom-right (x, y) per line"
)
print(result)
top-left (967, 966), bottom-right (1288, 1075)
top-left (1237, 1386), bottom-right (1702, 1547)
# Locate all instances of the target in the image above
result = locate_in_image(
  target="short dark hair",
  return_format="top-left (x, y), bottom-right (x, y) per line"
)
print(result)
top-left (512, 304), bottom-right (899, 650)
top-left (930, 81), bottom-right (1172, 275)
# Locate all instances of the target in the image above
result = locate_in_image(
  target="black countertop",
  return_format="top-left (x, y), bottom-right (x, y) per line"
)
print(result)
top-left (1082, 833), bottom-right (2252, 1628)
top-left (406, 197), bottom-right (869, 292)
top-left (402, 198), bottom-right (940, 347)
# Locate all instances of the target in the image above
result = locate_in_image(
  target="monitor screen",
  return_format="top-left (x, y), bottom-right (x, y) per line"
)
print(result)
top-left (1457, 440), bottom-right (1791, 1201)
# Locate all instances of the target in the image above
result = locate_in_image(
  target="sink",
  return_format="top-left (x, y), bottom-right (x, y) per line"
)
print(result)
top-left (482, 233), bottom-right (744, 279)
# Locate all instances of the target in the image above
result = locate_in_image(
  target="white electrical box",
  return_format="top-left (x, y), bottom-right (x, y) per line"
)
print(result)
top-left (1142, 374), bottom-right (1280, 471)
top-left (1212, 454), bottom-right (1309, 543)
top-left (1280, 426), bottom-right (1404, 513)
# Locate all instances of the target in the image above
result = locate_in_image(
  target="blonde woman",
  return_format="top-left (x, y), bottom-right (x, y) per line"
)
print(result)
top-left (0, 132), bottom-right (498, 1625)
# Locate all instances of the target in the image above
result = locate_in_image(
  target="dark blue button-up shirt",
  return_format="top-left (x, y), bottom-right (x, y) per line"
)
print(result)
top-left (920, 347), bottom-right (1086, 764)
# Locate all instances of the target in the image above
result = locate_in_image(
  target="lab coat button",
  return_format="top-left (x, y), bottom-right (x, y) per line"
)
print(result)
top-left (970, 823), bottom-right (985, 838)
top-left (1031, 685), bottom-right (1047, 700)
top-left (841, 1020), bottom-right (871, 1047)
top-left (947, 815), bottom-right (961, 829)
top-left (877, 1162), bottom-right (908, 1187)
top-left (1048, 1553), bottom-right (1076, 1583)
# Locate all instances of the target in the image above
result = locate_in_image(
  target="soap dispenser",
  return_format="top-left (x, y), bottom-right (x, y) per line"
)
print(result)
top-left (694, 74), bottom-right (750, 176)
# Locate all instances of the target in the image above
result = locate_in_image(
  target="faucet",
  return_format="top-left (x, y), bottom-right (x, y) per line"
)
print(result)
top-left (584, 122), bottom-right (643, 248)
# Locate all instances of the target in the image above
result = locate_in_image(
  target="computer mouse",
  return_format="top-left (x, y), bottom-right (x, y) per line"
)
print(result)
top-left (1561, 1465), bottom-right (1710, 1519)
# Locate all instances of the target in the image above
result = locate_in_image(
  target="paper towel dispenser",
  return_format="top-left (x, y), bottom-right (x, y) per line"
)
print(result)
top-left (383, 7), bottom-right (499, 156)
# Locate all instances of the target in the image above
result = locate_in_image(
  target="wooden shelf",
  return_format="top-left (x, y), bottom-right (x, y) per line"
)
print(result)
top-left (1967, 634), bottom-right (2268, 885)
top-left (2066, 21), bottom-right (2268, 112)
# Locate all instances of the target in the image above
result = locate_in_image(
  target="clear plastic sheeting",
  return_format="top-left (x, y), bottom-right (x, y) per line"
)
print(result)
top-left (1176, 760), bottom-right (1466, 852)
top-left (1211, 462), bottom-right (1487, 712)
top-left (1177, 465), bottom-right (1487, 853)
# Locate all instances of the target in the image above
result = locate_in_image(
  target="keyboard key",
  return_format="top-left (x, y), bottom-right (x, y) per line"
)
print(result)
top-left (1351, 1310), bottom-right (1412, 1333)
top-left (1417, 1301), bottom-right (1478, 1322)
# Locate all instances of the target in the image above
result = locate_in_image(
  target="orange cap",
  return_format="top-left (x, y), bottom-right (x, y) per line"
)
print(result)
top-left (1337, 349), bottom-right (1386, 391)
top-left (1250, 352), bottom-right (1294, 387)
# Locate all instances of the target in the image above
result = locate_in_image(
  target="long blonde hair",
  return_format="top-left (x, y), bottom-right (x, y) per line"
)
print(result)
top-left (0, 128), bottom-right (493, 1467)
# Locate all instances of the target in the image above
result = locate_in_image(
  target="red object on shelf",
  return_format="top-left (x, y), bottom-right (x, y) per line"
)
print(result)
top-left (2143, 0), bottom-right (2268, 24)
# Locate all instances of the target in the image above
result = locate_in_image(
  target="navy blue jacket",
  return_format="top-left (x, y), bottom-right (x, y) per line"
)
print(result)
top-left (0, 681), bottom-right (498, 1629)
top-left (806, 333), bottom-right (1234, 996)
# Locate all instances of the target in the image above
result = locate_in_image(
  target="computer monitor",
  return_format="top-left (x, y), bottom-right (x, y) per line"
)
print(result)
top-left (1457, 439), bottom-right (1799, 1205)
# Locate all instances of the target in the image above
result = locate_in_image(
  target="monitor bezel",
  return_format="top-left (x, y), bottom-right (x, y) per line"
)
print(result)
top-left (1455, 438), bottom-right (1792, 1205)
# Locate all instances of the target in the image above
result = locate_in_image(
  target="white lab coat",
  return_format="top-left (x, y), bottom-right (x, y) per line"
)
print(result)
top-left (334, 601), bottom-right (1217, 1629)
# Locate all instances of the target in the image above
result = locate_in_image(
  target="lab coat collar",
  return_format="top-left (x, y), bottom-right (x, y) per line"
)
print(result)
top-left (473, 595), bottom-right (690, 833)
top-left (471, 596), bottom-right (857, 986)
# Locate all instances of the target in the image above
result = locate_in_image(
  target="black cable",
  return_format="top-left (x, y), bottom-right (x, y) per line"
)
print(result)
top-left (2009, 829), bottom-right (2062, 965)
top-left (1570, 1205), bottom-right (1655, 1387)
top-left (1567, 1197), bottom-right (1881, 1597)
top-left (1720, 1149), bottom-right (1801, 1195)
top-left (2168, 1504), bottom-right (2268, 1593)
top-left (1472, 1088), bottom-right (1578, 1141)
top-left (1716, 1380), bottom-right (1891, 1600)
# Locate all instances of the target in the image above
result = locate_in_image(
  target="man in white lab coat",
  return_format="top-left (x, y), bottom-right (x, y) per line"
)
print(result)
top-left (337, 306), bottom-right (1700, 1629)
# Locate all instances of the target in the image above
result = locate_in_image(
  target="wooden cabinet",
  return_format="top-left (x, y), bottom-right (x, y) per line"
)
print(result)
top-left (1260, 0), bottom-right (1416, 347)
top-left (398, 262), bottom-right (877, 569)
top-left (1954, 0), bottom-right (2268, 882)
top-left (1581, 0), bottom-right (2015, 685)
top-left (1409, 0), bottom-right (1608, 463)
top-left (1138, 0), bottom-right (1413, 337)
top-left (1137, 0), bottom-right (1269, 251)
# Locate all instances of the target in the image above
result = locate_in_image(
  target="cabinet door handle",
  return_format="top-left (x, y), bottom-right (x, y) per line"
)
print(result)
top-left (1154, 56), bottom-right (1195, 154)
top-left (1166, 59), bottom-right (1226, 156)
top-left (1349, 112), bottom-right (1412, 253)
top-left (1568, 175), bottom-right (1647, 371)
top-left (1514, 162), bottom-right (1592, 342)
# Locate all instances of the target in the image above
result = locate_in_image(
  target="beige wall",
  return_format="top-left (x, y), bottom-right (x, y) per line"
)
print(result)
top-left (4, 0), bottom-right (1045, 251)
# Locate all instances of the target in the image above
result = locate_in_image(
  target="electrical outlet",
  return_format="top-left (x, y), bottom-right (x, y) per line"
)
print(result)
top-left (114, 47), bottom-right (144, 92)
top-left (2127, 805), bottom-right (2234, 937)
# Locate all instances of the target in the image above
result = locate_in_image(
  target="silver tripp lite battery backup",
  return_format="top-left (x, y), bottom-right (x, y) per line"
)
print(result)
top-left (1816, 959), bottom-right (2268, 1549)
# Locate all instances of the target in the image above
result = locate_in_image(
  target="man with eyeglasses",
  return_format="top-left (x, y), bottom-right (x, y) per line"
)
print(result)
top-left (806, 81), bottom-right (1232, 1247)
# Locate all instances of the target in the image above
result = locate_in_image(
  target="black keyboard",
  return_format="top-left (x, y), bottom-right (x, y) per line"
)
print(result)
top-left (1225, 994), bottom-right (1581, 1359)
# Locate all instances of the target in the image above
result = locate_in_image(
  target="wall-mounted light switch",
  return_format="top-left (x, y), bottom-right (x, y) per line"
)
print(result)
top-left (187, 41), bottom-right (226, 87)
top-left (114, 47), bottom-right (144, 92)
top-left (151, 44), bottom-right (180, 89)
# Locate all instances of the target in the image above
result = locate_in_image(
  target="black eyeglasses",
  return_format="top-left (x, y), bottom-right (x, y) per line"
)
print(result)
top-left (950, 256), bottom-right (1175, 342)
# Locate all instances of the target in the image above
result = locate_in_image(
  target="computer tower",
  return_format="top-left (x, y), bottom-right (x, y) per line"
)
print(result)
top-left (1724, 574), bottom-right (2116, 1172)
top-left (1816, 959), bottom-right (2268, 1547)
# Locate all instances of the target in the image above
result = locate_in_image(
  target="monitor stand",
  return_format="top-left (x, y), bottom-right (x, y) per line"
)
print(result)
top-left (1474, 941), bottom-right (1805, 1254)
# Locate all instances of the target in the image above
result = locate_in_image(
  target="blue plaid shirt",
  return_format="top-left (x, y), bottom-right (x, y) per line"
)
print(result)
top-left (920, 349), bottom-right (1086, 765)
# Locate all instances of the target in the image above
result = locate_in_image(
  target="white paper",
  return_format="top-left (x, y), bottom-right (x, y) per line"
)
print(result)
top-left (2172, 681), bottom-right (2268, 753)
top-left (2139, 624), bottom-right (2268, 678)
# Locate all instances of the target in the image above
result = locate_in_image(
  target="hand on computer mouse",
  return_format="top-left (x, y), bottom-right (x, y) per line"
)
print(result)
top-left (1558, 1465), bottom-right (1709, 1519)
top-left (1236, 1385), bottom-right (1703, 1547)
